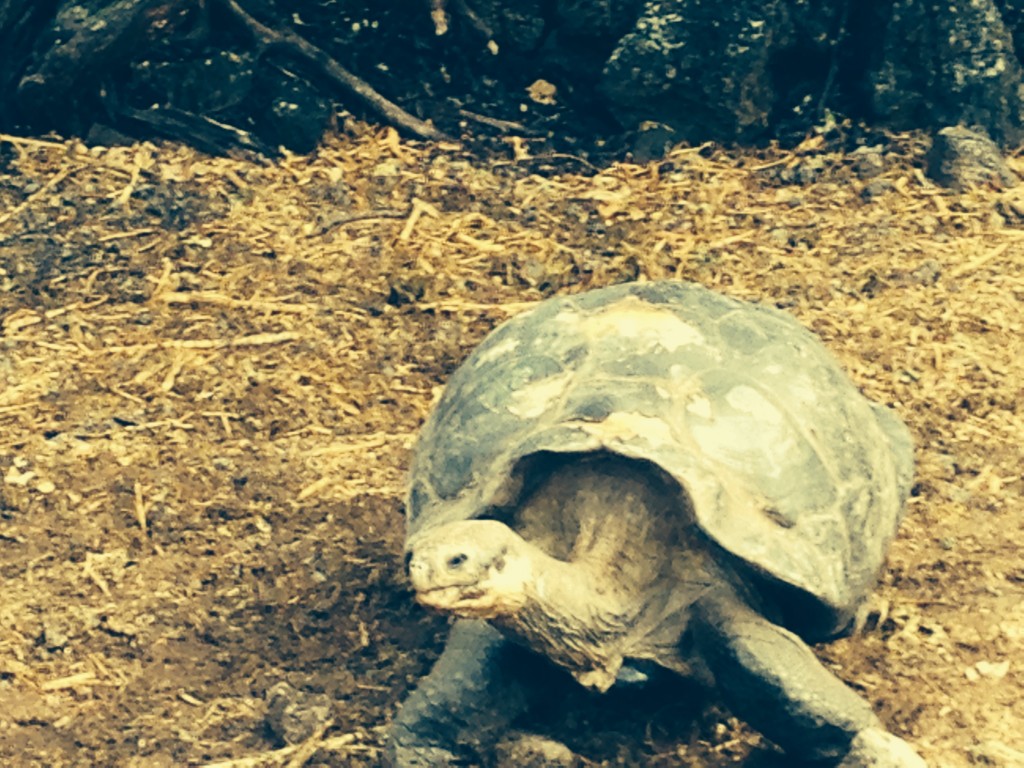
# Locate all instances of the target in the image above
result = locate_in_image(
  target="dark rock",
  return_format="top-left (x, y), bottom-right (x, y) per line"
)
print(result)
top-left (849, 145), bottom-right (886, 179)
top-left (910, 259), bottom-right (942, 286)
top-left (926, 125), bottom-right (1020, 190)
top-left (861, 179), bottom-right (894, 200)
top-left (249, 66), bottom-right (332, 154)
top-left (264, 681), bottom-right (332, 746)
top-left (40, 620), bottom-right (69, 651)
top-left (871, 0), bottom-right (1024, 145)
top-left (128, 51), bottom-right (256, 116)
top-left (601, 1), bottom-right (795, 141)
top-left (85, 123), bottom-right (137, 147)
top-left (629, 121), bottom-right (678, 161)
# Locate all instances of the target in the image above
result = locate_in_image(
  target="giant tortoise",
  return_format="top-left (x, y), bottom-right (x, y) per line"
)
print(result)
top-left (388, 281), bottom-right (925, 767)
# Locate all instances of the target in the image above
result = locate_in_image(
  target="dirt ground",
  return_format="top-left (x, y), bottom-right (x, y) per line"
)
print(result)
top-left (0, 125), bottom-right (1022, 767)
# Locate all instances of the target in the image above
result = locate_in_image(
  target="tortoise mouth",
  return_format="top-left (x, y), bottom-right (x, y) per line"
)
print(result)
top-left (415, 585), bottom-right (506, 618)
top-left (415, 584), bottom-right (483, 606)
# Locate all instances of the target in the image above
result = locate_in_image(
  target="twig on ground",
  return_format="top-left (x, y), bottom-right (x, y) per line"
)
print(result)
top-left (309, 207), bottom-right (411, 236)
top-left (458, 109), bottom-right (542, 136)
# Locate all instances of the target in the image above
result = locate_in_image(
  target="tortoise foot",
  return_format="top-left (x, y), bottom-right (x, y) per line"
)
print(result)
top-left (388, 743), bottom-right (462, 768)
top-left (495, 733), bottom-right (579, 767)
top-left (838, 727), bottom-right (927, 768)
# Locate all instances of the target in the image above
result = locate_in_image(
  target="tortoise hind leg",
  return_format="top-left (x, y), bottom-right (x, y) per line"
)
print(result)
top-left (387, 619), bottom-right (554, 767)
top-left (691, 590), bottom-right (927, 767)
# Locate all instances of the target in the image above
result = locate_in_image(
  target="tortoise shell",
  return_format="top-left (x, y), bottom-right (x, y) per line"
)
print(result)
top-left (406, 281), bottom-right (913, 632)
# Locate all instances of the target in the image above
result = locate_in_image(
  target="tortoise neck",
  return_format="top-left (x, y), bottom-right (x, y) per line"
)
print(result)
top-left (480, 458), bottom-right (772, 690)
top-left (491, 546), bottom-right (637, 690)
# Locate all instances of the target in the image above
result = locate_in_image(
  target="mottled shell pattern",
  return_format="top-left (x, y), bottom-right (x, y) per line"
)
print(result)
top-left (406, 281), bottom-right (914, 624)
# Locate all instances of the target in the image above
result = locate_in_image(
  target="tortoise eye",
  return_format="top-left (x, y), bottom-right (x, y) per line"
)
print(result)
top-left (447, 553), bottom-right (467, 569)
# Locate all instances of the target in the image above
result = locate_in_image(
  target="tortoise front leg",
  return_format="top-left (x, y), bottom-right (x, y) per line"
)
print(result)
top-left (387, 619), bottom-right (546, 767)
top-left (691, 590), bottom-right (927, 767)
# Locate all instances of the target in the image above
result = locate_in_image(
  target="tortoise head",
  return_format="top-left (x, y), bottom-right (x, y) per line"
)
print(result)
top-left (405, 519), bottom-right (532, 620)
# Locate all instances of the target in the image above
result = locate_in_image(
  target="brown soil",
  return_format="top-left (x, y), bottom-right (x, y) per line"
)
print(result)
top-left (0, 127), bottom-right (1021, 767)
